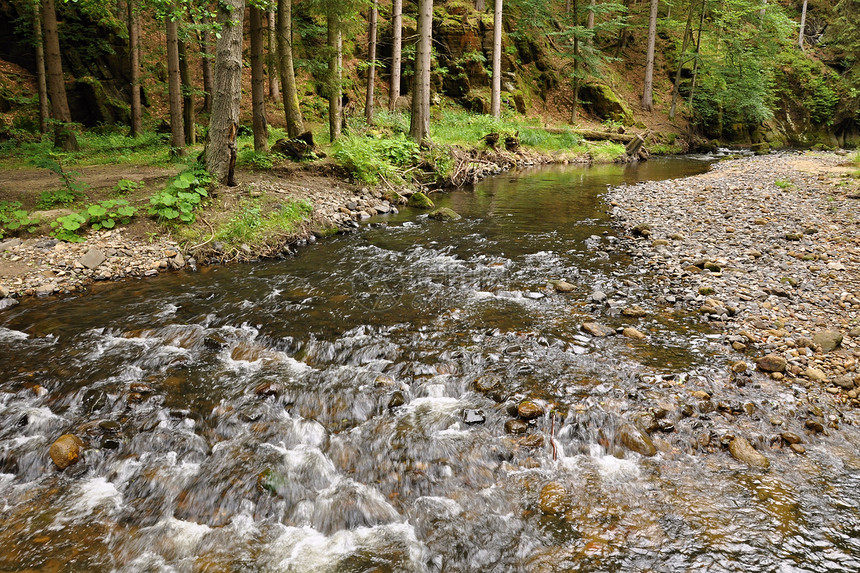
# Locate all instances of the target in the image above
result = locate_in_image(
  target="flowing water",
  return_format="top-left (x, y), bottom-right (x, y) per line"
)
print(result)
top-left (2, 158), bottom-right (860, 572)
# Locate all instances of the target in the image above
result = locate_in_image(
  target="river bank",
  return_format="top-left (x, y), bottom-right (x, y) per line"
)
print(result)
top-left (607, 151), bottom-right (860, 408)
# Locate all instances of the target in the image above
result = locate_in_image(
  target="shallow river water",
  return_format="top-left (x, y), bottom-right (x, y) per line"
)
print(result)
top-left (2, 158), bottom-right (860, 572)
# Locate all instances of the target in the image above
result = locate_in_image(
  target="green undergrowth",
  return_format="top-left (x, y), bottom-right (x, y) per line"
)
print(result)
top-left (204, 197), bottom-right (313, 254)
top-left (0, 129), bottom-right (177, 170)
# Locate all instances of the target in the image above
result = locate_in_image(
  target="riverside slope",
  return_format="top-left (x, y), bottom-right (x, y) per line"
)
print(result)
top-left (608, 152), bottom-right (860, 409)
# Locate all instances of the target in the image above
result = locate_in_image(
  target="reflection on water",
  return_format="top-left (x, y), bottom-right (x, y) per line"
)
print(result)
top-left (1, 158), bottom-right (859, 572)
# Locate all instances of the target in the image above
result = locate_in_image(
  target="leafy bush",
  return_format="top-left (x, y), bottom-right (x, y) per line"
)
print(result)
top-left (114, 178), bottom-right (144, 195)
top-left (0, 202), bottom-right (40, 239)
top-left (32, 154), bottom-right (88, 206)
top-left (334, 134), bottom-right (419, 184)
top-left (49, 199), bottom-right (137, 242)
top-left (148, 168), bottom-right (212, 223)
top-left (36, 188), bottom-right (81, 209)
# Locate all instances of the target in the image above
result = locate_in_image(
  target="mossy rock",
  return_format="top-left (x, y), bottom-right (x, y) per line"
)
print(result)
top-left (428, 207), bottom-right (462, 221)
top-left (580, 84), bottom-right (632, 125)
top-left (407, 192), bottom-right (435, 209)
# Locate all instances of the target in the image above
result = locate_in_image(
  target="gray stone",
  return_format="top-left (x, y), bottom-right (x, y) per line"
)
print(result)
top-left (551, 280), bottom-right (575, 293)
top-left (0, 238), bottom-right (21, 251)
top-left (833, 375), bottom-right (855, 390)
top-left (812, 330), bottom-right (843, 353)
top-left (78, 247), bottom-right (106, 270)
top-left (590, 290), bottom-right (607, 303)
top-left (0, 298), bottom-right (19, 311)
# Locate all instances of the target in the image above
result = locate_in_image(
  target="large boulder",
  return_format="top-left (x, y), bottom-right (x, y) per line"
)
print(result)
top-left (812, 330), bottom-right (843, 353)
top-left (579, 83), bottom-right (632, 124)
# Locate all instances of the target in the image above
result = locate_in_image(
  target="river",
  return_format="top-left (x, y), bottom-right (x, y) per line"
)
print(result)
top-left (2, 157), bottom-right (859, 572)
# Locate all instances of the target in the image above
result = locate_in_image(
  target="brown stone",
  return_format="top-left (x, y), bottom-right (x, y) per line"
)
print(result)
top-left (518, 401), bottom-right (545, 420)
top-left (49, 434), bottom-right (84, 470)
top-left (539, 482), bottom-right (568, 515)
top-left (756, 354), bottom-right (787, 373)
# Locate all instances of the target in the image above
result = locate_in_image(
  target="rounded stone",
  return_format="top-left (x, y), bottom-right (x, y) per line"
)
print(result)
top-left (539, 482), bottom-right (568, 515)
top-left (517, 401), bottom-right (545, 420)
top-left (49, 434), bottom-right (84, 470)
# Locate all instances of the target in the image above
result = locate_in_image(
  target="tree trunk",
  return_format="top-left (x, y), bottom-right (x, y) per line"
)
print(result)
top-left (277, 0), bottom-right (303, 137)
top-left (365, 0), bottom-right (378, 124)
top-left (641, 0), bottom-right (659, 111)
top-left (586, 0), bottom-right (595, 29)
top-left (327, 12), bottom-right (343, 142)
top-left (33, 4), bottom-right (49, 134)
top-left (688, 0), bottom-right (706, 105)
top-left (798, 0), bottom-right (808, 50)
top-left (204, 0), bottom-right (244, 184)
top-left (166, 14), bottom-right (186, 155)
top-left (178, 39), bottom-right (196, 145)
top-left (42, 0), bottom-right (77, 150)
top-left (669, 0), bottom-right (695, 120)
top-left (491, 0), bottom-right (502, 118)
top-left (267, 9), bottom-right (281, 103)
top-left (389, 0), bottom-right (402, 111)
top-left (200, 12), bottom-right (214, 113)
top-left (250, 6), bottom-right (269, 152)
top-left (409, 0), bottom-right (432, 144)
top-left (476, 0), bottom-right (486, 11)
top-left (571, 0), bottom-right (579, 123)
top-left (128, 0), bottom-right (142, 136)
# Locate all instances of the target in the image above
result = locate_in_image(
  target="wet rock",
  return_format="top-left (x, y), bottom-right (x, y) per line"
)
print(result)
top-left (517, 401), bottom-right (545, 420)
top-left (781, 432), bottom-right (802, 445)
top-left (539, 482), bottom-right (568, 515)
top-left (622, 327), bottom-right (646, 340)
top-left (631, 223), bottom-right (651, 237)
top-left (49, 434), bottom-right (84, 470)
top-left (618, 423), bottom-right (656, 456)
top-left (407, 192), bottom-right (434, 209)
top-left (728, 436), bottom-right (770, 469)
top-left (730, 361), bottom-right (748, 374)
top-left (790, 443), bottom-right (806, 454)
top-left (581, 322), bottom-right (614, 337)
top-left (98, 420), bottom-right (121, 433)
top-left (804, 419), bottom-right (825, 433)
top-left (520, 434), bottom-right (545, 448)
top-left (756, 354), bottom-right (787, 373)
top-left (551, 280), bottom-right (575, 293)
top-left (691, 390), bottom-right (711, 400)
top-left (803, 368), bottom-right (827, 382)
top-left (78, 247), bottom-right (106, 270)
top-left (463, 409), bottom-right (485, 424)
top-left (203, 334), bottom-right (228, 350)
top-left (621, 305), bottom-right (647, 317)
top-left (428, 207), bottom-right (462, 221)
top-left (505, 419), bottom-right (528, 434)
top-left (100, 437), bottom-right (121, 449)
top-left (0, 298), bottom-right (20, 311)
top-left (255, 382), bottom-right (282, 397)
top-left (812, 330), bottom-right (842, 353)
top-left (590, 290), bottom-right (607, 303)
top-left (388, 391), bottom-right (407, 409)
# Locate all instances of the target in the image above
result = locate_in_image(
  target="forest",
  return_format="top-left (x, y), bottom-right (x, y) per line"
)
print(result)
top-left (0, 0), bottom-right (858, 245)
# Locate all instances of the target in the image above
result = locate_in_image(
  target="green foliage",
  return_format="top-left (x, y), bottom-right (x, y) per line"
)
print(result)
top-left (48, 199), bottom-right (137, 241)
top-left (774, 178), bottom-right (793, 189)
top-left (239, 151), bottom-right (275, 170)
top-left (0, 202), bottom-right (40, 239)
top-left (148, 168), bottom-right (212, 224)
top-left (114, 178), bottom-right (144, 195)
top-left (775, 52), bottom-right (840, 126)
top-left (334, 134), bottom-right (419, 184)
top-left (214, 199), bottom-right (314, 249)
top-left (36, 188), bottom-right (80, 209)
top-left (32, 153), bottom-right (88, 202)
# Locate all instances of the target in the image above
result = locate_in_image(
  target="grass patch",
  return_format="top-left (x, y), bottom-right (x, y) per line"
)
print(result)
top-left (590, 141), bottom-right (627, 162)
top-left (774, 178), bottom-right (794, 189)
top-left (212, 198), bottom-right (313, 252)
top-left (333, 133), bottom-right (419, 184)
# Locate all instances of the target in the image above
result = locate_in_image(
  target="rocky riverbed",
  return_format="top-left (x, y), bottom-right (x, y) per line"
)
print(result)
top-left (607, 151), bottom-right (860, 407)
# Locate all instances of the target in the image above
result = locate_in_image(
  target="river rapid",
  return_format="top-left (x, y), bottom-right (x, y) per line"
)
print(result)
top-left (2, 158), bottom-right (859, 572)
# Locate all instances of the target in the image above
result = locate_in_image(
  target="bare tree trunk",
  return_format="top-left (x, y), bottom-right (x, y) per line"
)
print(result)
top-left (166, 14), bottom-right (186, 155)
top-left (571, 0), bottom-right (579, 123)
top-left (204, 0), bottom-right (244, 183)
top-left (267, 9), bottom-right (281, 103)
top-left (688, 0), bottom-right (706, 105)
top-left (178, 40), bottom-right (196, 145)
top-left (586, 0), bottom-right (595, 29)
top-left (250, 6), bottom-right (269, 152)
top-left (365, 0), bottom-right (378, 124)
top-left (641, 0), bottom-right (658, 111)
top-left (200, 12), bottom-right (214, 113)
top-left (476, 0), bottom-right (486, 10)
top-left (327, 12), bottom-right (343, 141)
top-left (277, 0), bottom-right (304, 137)
top-left (409, 0), bottom-right (432, 144)
top-left (798, 0), bottom-right (808, 50)
top-left (42, 0), bottom-right (77, 150)
top-left (491, 0), bottom-right (502, 118)
top-left (33, 4), bottom-right (49, 134)
top-left (389, 0), bottom-right (402, 111)
top-left (128, 0), bottom-right (142, 136)
top-left (669, 0), bottom-right (695, 120)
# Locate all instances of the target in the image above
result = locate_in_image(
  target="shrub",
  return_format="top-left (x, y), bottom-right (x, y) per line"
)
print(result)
top-left (148, 168), bottom-right (212, 224)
